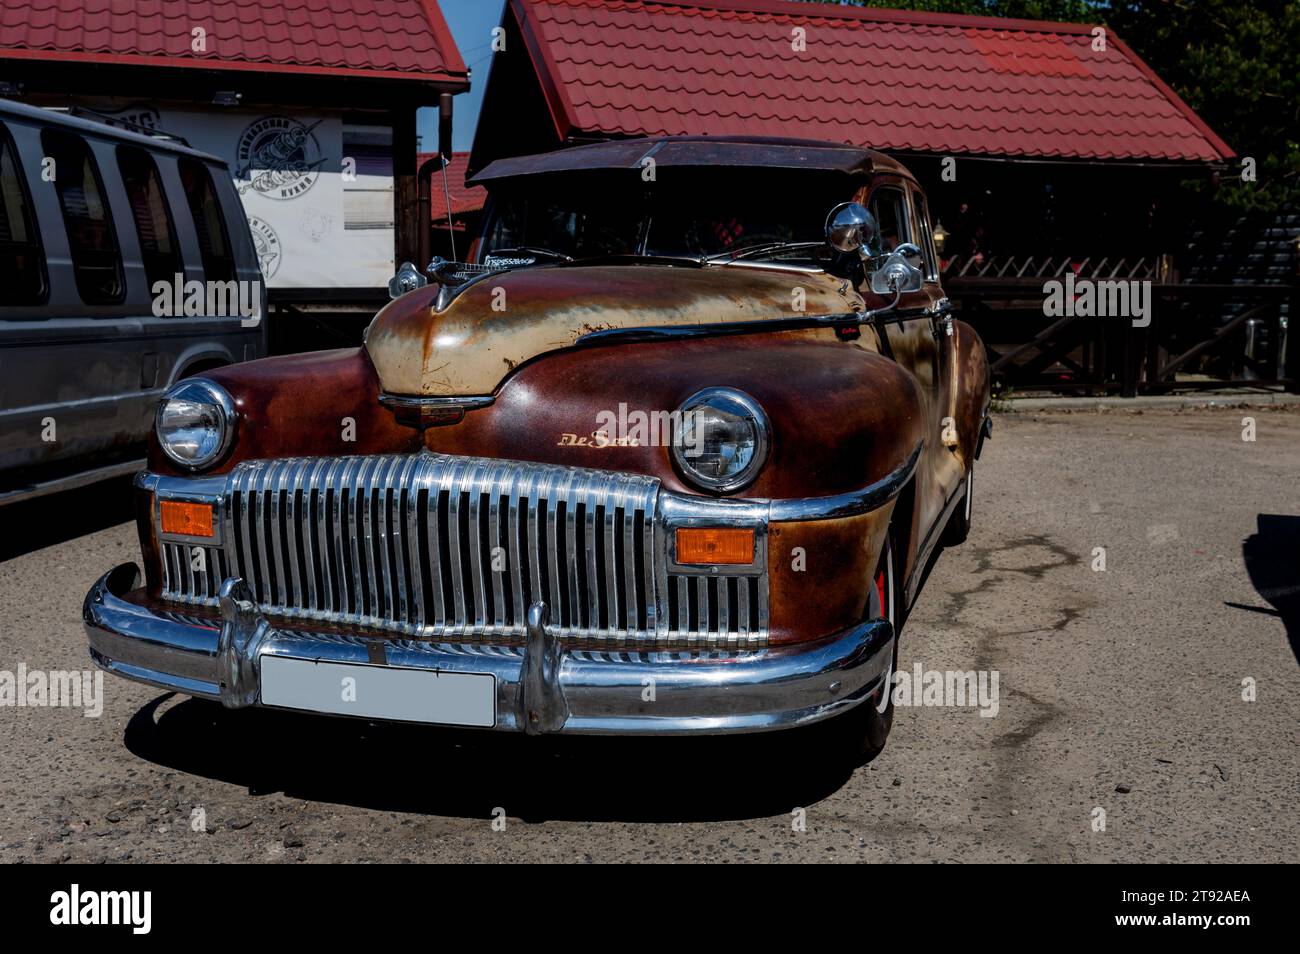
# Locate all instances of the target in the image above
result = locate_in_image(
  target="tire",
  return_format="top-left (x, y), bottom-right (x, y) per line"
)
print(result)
top-left (813, 534), bottom-right (898, 765)
top-left (943, 466), bottom-right (974, 546)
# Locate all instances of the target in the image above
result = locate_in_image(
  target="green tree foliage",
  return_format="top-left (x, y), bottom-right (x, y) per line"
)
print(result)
top-left (1105, 1), bottom-right (1298, 211)
top-left (813, 1), bottom-right (1297, 211)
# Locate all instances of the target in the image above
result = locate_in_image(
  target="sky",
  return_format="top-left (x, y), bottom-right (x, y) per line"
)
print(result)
top-left (416, 0), bottom-right (508, 154)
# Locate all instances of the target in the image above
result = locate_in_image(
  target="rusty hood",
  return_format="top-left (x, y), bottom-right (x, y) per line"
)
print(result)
top-left (364, 263), bottom-right (865, 397)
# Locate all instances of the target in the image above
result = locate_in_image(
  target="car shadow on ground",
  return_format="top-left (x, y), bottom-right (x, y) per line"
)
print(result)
top-left (0, 474), bottom-right (136, 562)
top-left (1235, 513), bottom-right (1300, 666)
top-left (123, 693), bottom-right (860, 822)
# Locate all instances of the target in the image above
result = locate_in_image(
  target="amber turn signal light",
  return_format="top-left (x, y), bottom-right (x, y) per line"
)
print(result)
top-left (159, 500), bottom-right (215, 538)
top-left (675, 527), bottom-right (754, 565)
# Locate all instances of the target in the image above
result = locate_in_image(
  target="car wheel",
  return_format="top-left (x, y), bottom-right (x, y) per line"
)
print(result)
top-left (812, 534), bottom-right (898, 765)
top-left (943, 466), bottom-right (974, 546)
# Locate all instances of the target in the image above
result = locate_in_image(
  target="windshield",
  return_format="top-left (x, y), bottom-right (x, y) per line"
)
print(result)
top-left (479, 171), bottom-right (851, 265)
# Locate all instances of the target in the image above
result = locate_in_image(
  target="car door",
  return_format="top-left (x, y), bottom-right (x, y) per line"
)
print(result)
top-left (906, 181), bottom-right (965, 503)
top-left (863, 179), bottom-right (954, 590)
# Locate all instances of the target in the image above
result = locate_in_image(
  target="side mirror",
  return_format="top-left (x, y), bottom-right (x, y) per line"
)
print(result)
top-left (388, 261), bottom-right (428, 299)
top-left (869, 243), bottom-right (925, 296)
top-left (895, 242), bottom-right (924, 270)
top-left (825, 202), bottom-right (877, 254)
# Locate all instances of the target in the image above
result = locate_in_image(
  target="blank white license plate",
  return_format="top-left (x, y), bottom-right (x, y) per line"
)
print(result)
top-left (260, 656), bottom-right (495, 727)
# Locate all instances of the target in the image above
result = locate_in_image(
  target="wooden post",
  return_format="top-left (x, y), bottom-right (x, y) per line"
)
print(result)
top-left (1121, 313), bottom-right (1138, 397)
top-left (1287, 281), bottom-right (1299, 393)
top-left (392, 105), bottom-right (418, 270)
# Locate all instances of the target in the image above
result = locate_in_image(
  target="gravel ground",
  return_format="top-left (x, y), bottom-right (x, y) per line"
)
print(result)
top-left (1, 405), bottom-right (1296, 863)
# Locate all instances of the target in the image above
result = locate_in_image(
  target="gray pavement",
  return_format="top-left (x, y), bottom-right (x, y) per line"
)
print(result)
top-left (1, 405), bottom-right (1296, 862)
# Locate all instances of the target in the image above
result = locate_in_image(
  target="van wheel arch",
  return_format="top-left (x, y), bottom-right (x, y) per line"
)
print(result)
top-left (174, 357), bottom-right (230, 382)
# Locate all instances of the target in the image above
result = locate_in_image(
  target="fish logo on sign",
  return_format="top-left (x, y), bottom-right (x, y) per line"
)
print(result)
top-left (235, 116), bottom-right (325, 200)
top-left (247, 216), bottom-right (281, 279)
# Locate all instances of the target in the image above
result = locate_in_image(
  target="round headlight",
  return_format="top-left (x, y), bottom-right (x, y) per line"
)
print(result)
top-left (155, 379), bottom-right (235, 470)
top-left (672, 388), bottom-right (770, 493)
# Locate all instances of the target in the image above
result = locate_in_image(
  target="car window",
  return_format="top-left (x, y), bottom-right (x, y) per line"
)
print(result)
top-left (178, 158), bottom-right (236, 284)
top-left (869, 186), bottom-right (909, 255)
top-left (910, 189), bottom-right (939, 280)
top-left (646, 186), bottom-right (833, 259)
top-left (0, 123), bottom-right (46, 305)
top-left (119, 147), bottom-right (181, 292)
top-left (487, 193), bottom-right (643, 260)
top-left (483, 173), bottom-right (846, 265)
top-left (42, 128), bottom-right (124, 304)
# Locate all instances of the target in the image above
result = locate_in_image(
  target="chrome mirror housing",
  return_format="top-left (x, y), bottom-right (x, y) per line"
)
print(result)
top-left (387, 261), bottom-right (428, 299)
top-left (869, 244), bottom-right (925, 296)
top-left (825, 202), bottom-right (877, 254)
top-left (895, 242), bottom-right (924, 270)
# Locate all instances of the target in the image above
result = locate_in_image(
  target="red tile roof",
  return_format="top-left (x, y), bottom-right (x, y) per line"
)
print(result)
top-left (511, 0), bottom-right (1232, 163)
top-left (418, 152), bottom-right (487, 218)
top-left (0, 0), bottom-right (468, 87)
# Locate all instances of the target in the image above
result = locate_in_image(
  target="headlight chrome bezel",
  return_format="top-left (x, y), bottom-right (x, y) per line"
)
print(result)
top-left (155, 378), bottom-right (236, 471)
top-left (671, 387), bottom-right (771, 494)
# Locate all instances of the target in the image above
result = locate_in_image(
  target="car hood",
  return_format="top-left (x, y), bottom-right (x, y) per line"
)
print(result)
top-left (364, 263), bottom-right (866, 397)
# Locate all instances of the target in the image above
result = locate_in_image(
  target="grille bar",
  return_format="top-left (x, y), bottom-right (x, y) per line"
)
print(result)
top-left (159, 453), bottom-right (768, 647)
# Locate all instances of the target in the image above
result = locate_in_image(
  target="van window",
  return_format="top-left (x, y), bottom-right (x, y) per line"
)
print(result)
top-left (869, 186), bottom-right (909, 255)
top-left (42, 129), bottom-right (125, 304)
top-left (178, 159), bottom-right (235, 283)
top-left (0, 124), bottom-right (46, 305)
top-left (119, 147), bottom-right (181, 292)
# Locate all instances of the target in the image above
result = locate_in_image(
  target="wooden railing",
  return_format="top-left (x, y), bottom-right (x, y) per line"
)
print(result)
top-left (945, 254), bottom-right (1159, 282)
top-left (944, 274), bottom-right (1297, 396)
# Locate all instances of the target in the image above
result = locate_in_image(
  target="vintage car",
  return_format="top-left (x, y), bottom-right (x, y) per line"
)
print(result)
top-left (83, 137), bottom-right (990, 760)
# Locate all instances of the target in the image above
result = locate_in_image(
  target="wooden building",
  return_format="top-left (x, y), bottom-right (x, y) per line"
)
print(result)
top-left (466, 0), bottom-right (1294, 394)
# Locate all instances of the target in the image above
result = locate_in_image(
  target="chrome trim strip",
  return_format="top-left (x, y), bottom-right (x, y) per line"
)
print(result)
top-left (709, 260), bottom-right (827, 275)
top-left (85, 563), bottom-right (893, 736)
top-left (378, 393), bottom-right (495, 411)
top-left (0, 457), bottom-right (145, 507)
top-left (904, 473), bottom-right (969, 607)
top-left (766, 439), bottom-right (923, 522)
top-left (573, 306), bottom-right (934, 347)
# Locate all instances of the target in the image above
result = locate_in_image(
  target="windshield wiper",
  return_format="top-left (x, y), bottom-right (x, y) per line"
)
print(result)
top-left (482, 246), bottom-right (573, 264)
top-left (703, 241), bottom-right (827, 263)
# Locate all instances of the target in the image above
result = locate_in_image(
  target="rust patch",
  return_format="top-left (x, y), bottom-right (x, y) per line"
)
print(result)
top-left (364, 264), bottom-right (864, 397)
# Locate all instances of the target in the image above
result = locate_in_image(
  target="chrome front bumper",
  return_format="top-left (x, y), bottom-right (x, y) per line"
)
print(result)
top-left (84, 563), bottom-right (894, 735)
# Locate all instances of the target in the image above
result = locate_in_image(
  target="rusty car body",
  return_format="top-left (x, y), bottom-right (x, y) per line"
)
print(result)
top-left (84, 136), bottom-right (990, 758)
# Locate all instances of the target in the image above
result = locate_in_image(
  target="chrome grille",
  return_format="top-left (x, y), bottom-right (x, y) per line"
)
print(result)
top-left (156, 453), bottom-right (769, 647)
top-left (160, 542), bottom-right (227, 604)
top-left (665, 574), bottom-right (765, 646)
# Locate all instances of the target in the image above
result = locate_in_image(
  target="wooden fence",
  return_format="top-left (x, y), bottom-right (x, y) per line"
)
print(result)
top-left (946, 272), bottom-right (1297, 396)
